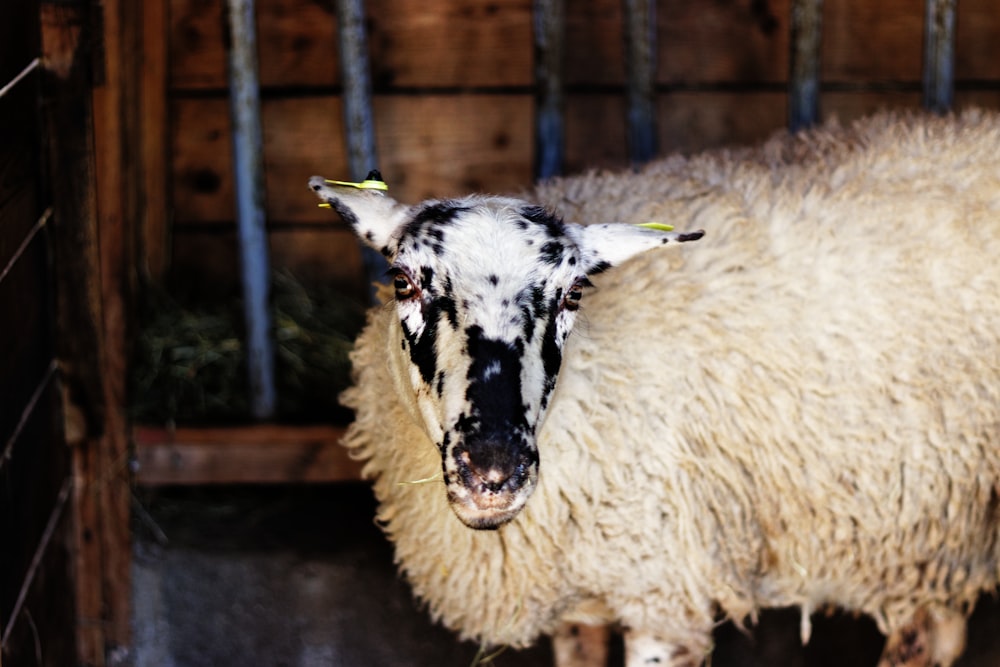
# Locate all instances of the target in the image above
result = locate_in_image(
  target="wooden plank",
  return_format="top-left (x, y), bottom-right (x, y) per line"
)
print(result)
top-left (133, 425), bottom-right (364, 485)
top-left (91, 0), bottom-right (139, 655)
top-left (166, 0), bottom-right (1000, 91)
top-left (140, 0), bottom-right (171, 282)
top-left (169, 226), bottom-right (367, 301)
top-left (654, 0), bottom-right (789, 86)
top-left (821, 0), bottom-right (922, 82)
top-left (169, 0), bottom-right (534, 90)
top-left (956, 0), bottom-right (1000, 80)
top-left (171, 94), bottom-right (532, 224)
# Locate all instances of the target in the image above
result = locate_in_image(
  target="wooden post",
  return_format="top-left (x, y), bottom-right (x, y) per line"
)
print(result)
top-left (40, 0), bottom-right (137, 662)
top-left (40, 3), bottom-right (109, 664)
top-left (789, 0), bottom-right (823, 132)
top-left (623, 0), bottom-right (657, 165)
top-left (922, 0), bottom-right (955, 114)
top-left (91, 0), bottom-right (141, 656)
top-left (533, 0), bottom-right (565, 179)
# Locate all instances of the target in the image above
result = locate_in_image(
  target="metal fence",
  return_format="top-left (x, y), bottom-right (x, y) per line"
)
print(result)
top-left (0, 17), bottom-right (77, 667)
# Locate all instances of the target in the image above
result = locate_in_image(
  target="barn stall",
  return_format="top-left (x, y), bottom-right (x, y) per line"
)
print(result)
top-left (2, 0), bottom-right (1000, 665)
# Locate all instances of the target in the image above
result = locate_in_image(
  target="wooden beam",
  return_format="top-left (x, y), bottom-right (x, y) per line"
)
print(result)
top-left (91, 0), bottom-right (139, 656)
top-left (39, 2), bottom-right (106, 660)
top-left (133, 425), bottom-right (364, 485)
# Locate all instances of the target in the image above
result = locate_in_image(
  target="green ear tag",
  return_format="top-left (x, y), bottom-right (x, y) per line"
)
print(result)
top-left (635, 222), bottom-right (675, 232)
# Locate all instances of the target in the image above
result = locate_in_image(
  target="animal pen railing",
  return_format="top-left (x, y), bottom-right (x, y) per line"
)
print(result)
top-left (3, 2), bottom-right (142, 665)
top-left (133, 0), bottom-right (961, 487)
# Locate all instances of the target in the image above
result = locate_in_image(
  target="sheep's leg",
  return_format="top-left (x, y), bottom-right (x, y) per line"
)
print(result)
top-left (877, 605), bottom-right (967, 667)
top-left (552, 623), bottom-right (610, 667)
top-left (623, 629), bottom-right (707, 667)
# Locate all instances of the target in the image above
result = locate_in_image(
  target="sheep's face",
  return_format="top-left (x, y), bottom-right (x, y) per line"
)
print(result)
top-left (310, 175), bottom-right (702, 529)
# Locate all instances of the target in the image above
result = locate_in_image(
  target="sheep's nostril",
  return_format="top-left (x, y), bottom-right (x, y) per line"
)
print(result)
top-left (460, 450), bottom-right (513, 492)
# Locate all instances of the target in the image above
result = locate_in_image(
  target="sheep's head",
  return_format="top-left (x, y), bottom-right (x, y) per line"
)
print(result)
top-left (310, 173), bottom-right (702, 529)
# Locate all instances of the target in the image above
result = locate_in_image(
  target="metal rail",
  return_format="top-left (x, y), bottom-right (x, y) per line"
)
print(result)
top-left (623, 0), bottom-right (657, 165)
top-left (923, 0), bottom-right (956, 114)
top-left (335, 0), bottom-right (386, 301)
top-left (226, 0), bottom-right (276, 419)
top-left (533, 0), bottom-right (565, 179)
top-left (789, 0), bottom-right (823, 131)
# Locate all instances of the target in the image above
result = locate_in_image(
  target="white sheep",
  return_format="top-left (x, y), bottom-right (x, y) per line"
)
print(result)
top-left (309, 109), bottom-right (1000, 667)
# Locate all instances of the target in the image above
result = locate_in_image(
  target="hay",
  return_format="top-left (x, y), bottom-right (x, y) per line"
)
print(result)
top-left (130, 270), bottom-right (366, 424)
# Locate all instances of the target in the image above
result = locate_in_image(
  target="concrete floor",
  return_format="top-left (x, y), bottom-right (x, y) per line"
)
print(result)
top-left (131, 484), bottom-right (1000, 667)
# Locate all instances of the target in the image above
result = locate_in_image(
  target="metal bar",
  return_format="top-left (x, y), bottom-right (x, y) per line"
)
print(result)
top-left (0, 207), bottom-right (51, 287)
top-left (1, 477), bottom-right (72, 650)
top-left (923, 0), bottom-right (956, 114)
top-left (533, 0), bottom-right (565, 179)
top-left (623, 0), bottom-right (657, 165)
top-left (334, 0), bottom-right (386, 302)
top-left (0, 360), bottom-right (58, 475)
top-left (0, 57), bottom-right (40, 101)
top-left (788, 0), bottom-right (823, 132)
top-left (226, 0), bottom-right (276, 419)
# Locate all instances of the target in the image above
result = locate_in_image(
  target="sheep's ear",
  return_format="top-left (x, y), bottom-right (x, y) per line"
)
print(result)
top-left (308, 174), bottom-right (410, 257)
top-left (568, 223), bottom-right (704, 275)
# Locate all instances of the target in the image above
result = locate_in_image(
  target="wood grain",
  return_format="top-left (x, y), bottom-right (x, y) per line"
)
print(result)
top-left (133, 424), bottom-right (364, 485)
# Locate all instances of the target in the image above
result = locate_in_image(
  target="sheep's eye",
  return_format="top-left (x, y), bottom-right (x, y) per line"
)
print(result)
top-left (392, 272), bottom-right (417, 301)
top-left (562, 278), bottom-right (590, 311)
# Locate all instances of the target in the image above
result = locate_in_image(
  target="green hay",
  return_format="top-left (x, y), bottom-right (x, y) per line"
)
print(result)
top-left (130, 270), bottom-right (366, 424)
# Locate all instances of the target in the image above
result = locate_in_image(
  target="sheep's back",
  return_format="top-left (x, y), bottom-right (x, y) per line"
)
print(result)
top-left (535, 109), bottom-right (1000, 632)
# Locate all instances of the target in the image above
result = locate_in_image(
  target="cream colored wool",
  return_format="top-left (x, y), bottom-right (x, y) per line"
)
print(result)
top-left (341, 109), bottom-right (1000, 656)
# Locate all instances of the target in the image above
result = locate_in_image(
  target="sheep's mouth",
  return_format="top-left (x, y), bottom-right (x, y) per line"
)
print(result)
top-left (445, 455), bottom-right (537, 529)
top-left (446, 481), bottom-right (534, 530)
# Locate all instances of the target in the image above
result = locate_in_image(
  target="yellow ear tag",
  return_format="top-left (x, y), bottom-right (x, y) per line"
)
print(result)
top-left (317, 177), bottom-right (389, 208)
top-left (324, 178), bottom-right (389, 191)
top-left (635, 222), bottom-right (674, 232)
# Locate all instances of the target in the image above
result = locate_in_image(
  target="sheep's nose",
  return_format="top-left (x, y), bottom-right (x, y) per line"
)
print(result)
top-left (461, 450), bottom-right (513, 492)
top-left (460, 443), bottom-right (530, 493)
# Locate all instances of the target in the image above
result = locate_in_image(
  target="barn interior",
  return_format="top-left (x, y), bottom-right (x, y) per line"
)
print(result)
top-left (3, 1), bottom-right (1000, 666)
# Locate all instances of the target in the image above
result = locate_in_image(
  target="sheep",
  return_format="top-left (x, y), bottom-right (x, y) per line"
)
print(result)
top-left (308, 108), bottom-right (1000, 667)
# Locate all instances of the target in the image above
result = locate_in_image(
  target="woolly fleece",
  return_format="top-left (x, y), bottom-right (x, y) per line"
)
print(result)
top-left (340, 109), bottom-right (1000, 655)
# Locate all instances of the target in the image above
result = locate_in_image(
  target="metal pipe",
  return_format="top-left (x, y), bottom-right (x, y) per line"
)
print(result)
top-left (923, 0), bottom-right (956, 114)
top-left (623, 0), bottom-right (657, 165)
top-left (226, 0), bottom-right (276, 420)
top-left (533, 0), bottom-right (565, 179)
top-left (788, 0), bottom-right (823, 132)
top-left (335, 0), bottom-right (386, 301)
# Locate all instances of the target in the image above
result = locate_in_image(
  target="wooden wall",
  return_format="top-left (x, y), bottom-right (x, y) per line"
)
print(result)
top-left (160, 0), bottom-right (1000, 299)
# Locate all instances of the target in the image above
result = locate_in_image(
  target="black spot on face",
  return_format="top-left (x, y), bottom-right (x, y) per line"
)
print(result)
top-left (519, 205), bottom-right (565, 238)
top-left (538, 299), bottom-right (565, 402)
top-left (540, 240), bottom-right (564, 265)
top-left (463, 325), bottom-right (529, 439)
top-left (404, 201), bottom-right (469, 238)
top-left (401, 315), bottom-right (438, 385)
